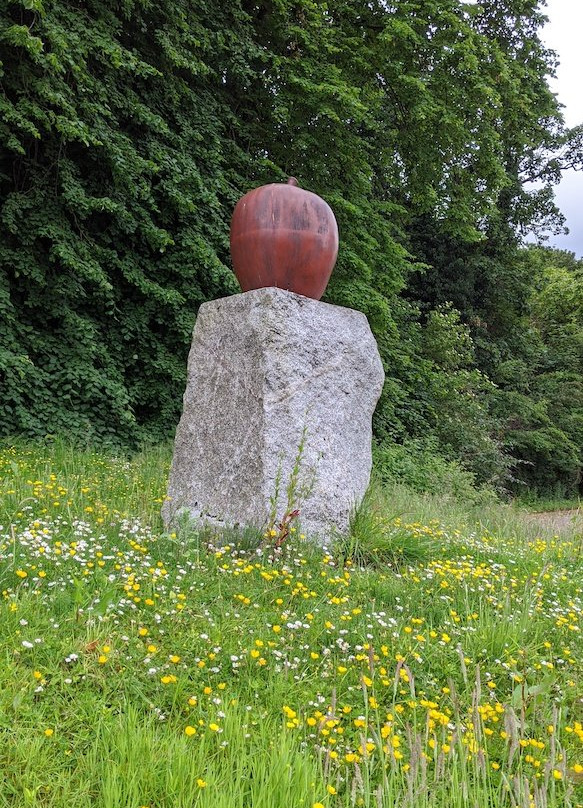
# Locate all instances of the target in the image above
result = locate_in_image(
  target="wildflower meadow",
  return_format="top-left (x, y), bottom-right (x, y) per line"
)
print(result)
top-left (0, 441), bottom-right (581, 807)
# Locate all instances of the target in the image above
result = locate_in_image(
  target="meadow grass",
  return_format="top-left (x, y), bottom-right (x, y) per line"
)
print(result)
top-left (0, 439), bottom-right (581, 807)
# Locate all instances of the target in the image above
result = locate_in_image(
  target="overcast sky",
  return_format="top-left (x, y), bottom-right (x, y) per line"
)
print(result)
top-left (538, 0), bottom-right (583, 256)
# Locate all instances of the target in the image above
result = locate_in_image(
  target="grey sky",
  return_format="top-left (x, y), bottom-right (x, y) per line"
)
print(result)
top-left (539, 0), bottom-right (583, 257)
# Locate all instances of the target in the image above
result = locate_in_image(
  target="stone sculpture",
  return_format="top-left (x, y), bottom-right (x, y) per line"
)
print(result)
top-left (163, 180), bottom-right (384, 543)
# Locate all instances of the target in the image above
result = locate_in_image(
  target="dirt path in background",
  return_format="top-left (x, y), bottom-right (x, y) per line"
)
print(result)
top-left (523, 509), bottom-right (582, 534)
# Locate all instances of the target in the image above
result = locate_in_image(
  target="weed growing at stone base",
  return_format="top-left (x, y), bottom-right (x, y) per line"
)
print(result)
top-left (0, 440), bottom-right (581, 807)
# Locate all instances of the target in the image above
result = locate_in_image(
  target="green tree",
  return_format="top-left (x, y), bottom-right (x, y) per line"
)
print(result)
top-left (0, 0), bottom-right (260, 442)
top-left (1, 0), bottom-right (578, 501)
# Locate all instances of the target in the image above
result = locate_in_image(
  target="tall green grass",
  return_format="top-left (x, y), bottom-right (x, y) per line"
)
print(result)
top-left (0, 440), bottom-right (581, 807)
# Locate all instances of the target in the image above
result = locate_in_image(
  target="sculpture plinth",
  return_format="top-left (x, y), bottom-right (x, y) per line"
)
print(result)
top-left (162, 288), bottom-right (384, 543)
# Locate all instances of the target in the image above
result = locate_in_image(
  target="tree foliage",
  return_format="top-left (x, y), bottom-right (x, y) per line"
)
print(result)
top-left (491, 247), bottom-right (583, 495)
top-left (1, 0), bottom-right (258, 441)
top-left (0, 0), bottom-right (580, 495)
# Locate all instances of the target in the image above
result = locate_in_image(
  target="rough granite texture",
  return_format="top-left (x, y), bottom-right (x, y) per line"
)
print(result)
top-left (162, 287), bottom-right (384, 542)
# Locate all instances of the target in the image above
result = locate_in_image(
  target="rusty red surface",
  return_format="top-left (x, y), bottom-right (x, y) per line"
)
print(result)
top-left (230, 178), bottom-right (339, 300)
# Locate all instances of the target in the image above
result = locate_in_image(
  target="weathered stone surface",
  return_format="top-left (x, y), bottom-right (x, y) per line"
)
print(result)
top-left (162, 287), bottom-right (384, 542)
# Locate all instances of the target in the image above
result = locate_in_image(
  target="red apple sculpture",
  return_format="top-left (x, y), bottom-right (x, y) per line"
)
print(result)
top-left (230, 178), bottom-right (339, 300)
